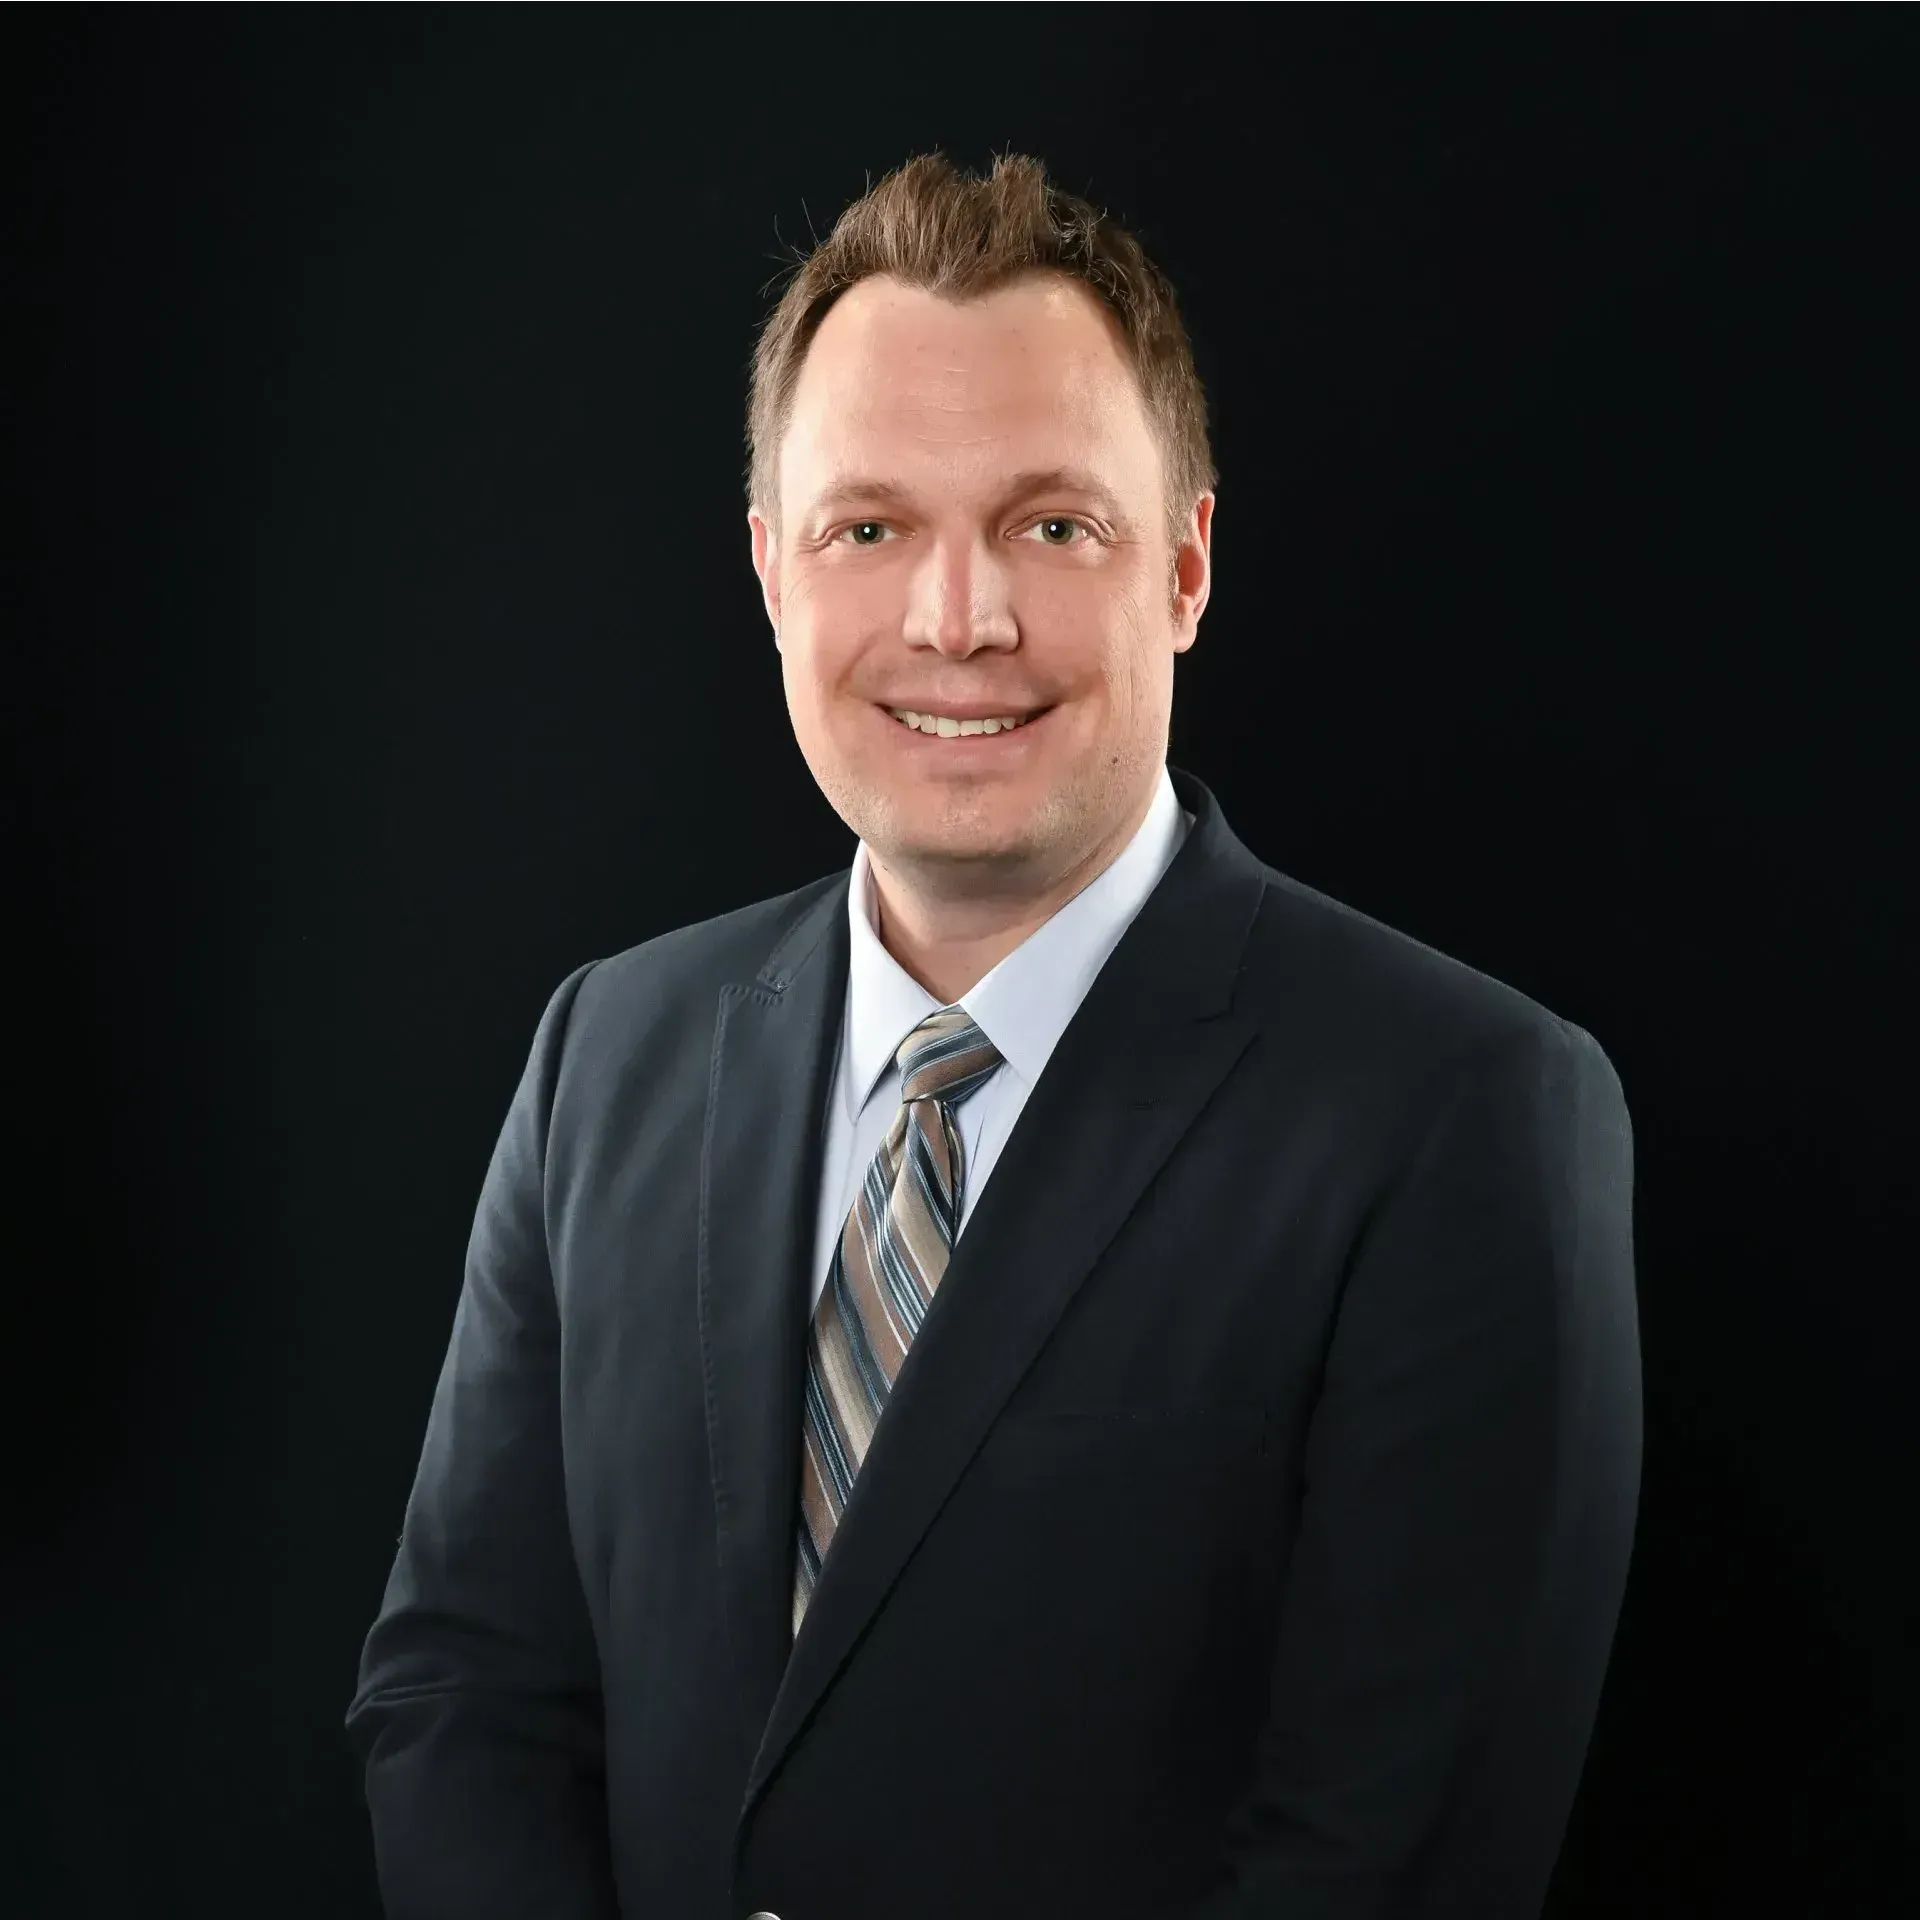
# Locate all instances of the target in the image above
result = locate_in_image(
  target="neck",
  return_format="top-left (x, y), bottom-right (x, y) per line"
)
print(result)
top-left (865, 780), bottom-right (1159, 1006)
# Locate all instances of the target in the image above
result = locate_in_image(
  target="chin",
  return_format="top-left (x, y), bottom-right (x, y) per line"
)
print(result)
top-left (887, 793), bottom-right (1058, 864)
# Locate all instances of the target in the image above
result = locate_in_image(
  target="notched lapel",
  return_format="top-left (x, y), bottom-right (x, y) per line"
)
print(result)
top-left (697, 881), bottom-right (848, 1783)
top-left (742, 767), bottom-right (1268, 1823)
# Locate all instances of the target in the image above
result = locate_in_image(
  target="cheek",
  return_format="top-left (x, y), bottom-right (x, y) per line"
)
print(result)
top-left (780, 640), bottom-right (861, 740)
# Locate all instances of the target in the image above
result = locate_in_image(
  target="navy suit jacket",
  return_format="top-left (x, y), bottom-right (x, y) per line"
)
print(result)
top-left (345, 763), bottom-right (1642, 1920)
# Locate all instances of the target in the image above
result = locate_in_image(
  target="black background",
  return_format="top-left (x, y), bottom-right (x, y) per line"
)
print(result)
top-left (5, 6), bottom-right (1913, 1914)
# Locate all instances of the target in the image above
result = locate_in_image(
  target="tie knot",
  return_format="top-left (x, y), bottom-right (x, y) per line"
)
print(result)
top-left (897, 1007), bottom-right (1003, 1108)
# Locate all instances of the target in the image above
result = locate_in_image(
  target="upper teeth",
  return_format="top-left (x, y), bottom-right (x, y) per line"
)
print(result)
top-left (886, 708), bottom-right (1033, 736)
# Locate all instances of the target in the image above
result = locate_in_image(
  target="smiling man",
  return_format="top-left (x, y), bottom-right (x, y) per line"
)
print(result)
top-left (347, 151), bottom-right (1643, 1920)
top-left (753, 263), bottom-right (1211, 1008)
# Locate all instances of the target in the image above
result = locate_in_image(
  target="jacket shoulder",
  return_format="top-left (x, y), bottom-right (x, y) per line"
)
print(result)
top-left (538, 866), bottom-right (846, 1059)
top-left (1243, 861), bottom-right (1617, 1090)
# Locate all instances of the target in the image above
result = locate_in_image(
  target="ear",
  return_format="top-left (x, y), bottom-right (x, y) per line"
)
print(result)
top-left (747, 506), bottom-right (783, 648)
top-left (1170, 491), bottom-right (1215, 651)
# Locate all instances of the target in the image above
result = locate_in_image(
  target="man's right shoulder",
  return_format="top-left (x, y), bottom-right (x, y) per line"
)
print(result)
top-left (548, 864), bottom-right (849, 1041)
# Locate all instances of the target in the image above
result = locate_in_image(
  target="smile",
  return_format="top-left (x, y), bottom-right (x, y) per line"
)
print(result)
top-left (882, 705), bottom-right (1050, 737)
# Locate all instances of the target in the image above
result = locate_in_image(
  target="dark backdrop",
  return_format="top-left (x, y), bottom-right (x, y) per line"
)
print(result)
top-left (5, 7), bottom-right (1912, 1914)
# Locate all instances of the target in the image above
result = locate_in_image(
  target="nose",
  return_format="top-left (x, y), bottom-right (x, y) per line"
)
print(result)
top-left (905, 540), bottom-right (1018, 658)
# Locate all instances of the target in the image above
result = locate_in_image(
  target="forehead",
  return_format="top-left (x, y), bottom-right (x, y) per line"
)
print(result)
top-left (784, 274), bottom-right (1150, 485)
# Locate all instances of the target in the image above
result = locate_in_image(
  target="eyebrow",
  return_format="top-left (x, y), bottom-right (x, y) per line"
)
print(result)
top-left (807, 465), bottom-right (1127, 523)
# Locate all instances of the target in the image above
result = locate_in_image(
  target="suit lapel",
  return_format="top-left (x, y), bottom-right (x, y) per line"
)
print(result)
top-left (700, 767), bottom-right (1270, 1828)
top-left (697, 875), bottom-right (850, 1777)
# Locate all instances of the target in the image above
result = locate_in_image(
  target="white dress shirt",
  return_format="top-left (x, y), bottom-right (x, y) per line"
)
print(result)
top-left (808, 765), bottom-right (1197, 1313)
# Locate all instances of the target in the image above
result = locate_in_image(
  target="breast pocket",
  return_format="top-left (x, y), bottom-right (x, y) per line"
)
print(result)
top-left (973, 1402), bottom-right (1269, 1487)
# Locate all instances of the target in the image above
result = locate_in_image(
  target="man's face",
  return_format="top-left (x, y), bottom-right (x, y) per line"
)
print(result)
top-left (749, 271), bottom-right (1212, 896)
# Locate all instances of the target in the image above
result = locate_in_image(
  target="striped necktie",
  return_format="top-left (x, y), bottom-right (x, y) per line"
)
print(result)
top-left (793, 1006), bottom-right (1005, 1636)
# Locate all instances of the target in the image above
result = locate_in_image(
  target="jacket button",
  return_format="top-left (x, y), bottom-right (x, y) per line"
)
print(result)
top-left (747, 1912), bottom-right (781, 1919)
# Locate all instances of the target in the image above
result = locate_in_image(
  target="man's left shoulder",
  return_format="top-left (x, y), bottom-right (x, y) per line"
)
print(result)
top-left (1237, 862), bottom-right (1619, 1097)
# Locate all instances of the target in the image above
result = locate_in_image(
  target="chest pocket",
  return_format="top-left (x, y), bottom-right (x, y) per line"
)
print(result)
top-left (971, 1402), bottom-right (1268, 1487)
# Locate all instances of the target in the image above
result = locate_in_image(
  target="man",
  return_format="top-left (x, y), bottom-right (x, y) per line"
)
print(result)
top-left (346, 152), bottom-right (1642, 1920)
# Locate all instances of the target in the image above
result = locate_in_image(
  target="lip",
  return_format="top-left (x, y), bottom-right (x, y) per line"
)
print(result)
top-left (874, 701), bottom-right (1056, 762)
top-left (878, 699), bottom-right (1049, 722)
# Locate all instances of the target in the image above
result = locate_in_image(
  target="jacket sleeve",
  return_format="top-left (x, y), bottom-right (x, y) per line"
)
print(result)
top-left (343, 958), bottom-right (621, 1919)
top-left (1187, 1018), bottom-right (1643, 1920)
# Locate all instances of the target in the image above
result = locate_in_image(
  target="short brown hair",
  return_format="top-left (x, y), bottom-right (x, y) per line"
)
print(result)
top-left (744, 149), bottom-right (1218, 561)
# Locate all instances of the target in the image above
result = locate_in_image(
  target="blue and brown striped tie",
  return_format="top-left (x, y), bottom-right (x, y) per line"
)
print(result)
top-left (793, 1007), bottom-right (1005, 1635)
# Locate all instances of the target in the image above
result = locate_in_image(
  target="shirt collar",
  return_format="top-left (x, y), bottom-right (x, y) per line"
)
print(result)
top-left (841, 764), bottom-right (1193, 1121)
